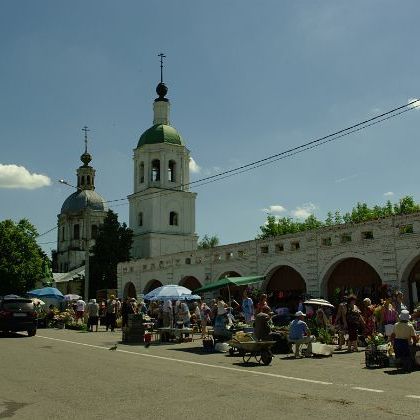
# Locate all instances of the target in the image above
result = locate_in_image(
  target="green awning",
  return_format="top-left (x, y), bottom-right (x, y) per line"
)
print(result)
top-left (194, 276), bottom-right (265, 293)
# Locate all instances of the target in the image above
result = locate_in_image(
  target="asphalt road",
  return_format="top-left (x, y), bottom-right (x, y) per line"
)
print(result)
top-left (0, 328), bottom-right (419, 419)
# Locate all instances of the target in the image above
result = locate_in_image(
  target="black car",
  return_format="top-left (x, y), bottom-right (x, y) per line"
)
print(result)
top-left (0, 297), bottom-right (37, 336)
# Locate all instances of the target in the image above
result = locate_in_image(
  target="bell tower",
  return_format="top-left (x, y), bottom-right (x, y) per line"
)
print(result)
top-left (128, 55), bottom-right (197, 258)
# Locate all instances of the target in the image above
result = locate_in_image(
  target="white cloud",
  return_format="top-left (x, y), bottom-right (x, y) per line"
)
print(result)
top-left (408, 98), bottom-right (420, 110)
top-left (335, 173), bottom-right (358, 183)
top-left (291, 202), bottom-right (317, 219)
top-left (262, 205), bottom-right (287, 214)
top-left (189, 157), bottom-right (201, 174)
top-left (384, 191), bottom-right (394, 197)
top-left (0, 164), bottom-right (51, 189)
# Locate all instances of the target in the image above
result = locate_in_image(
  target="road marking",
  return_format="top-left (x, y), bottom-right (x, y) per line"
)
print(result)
top-left (36, 335), bottom-right (333, 386)
top-left (352, 387), bottom-right (384, 393)
top-left (406, 395), bottom-right (420, 399)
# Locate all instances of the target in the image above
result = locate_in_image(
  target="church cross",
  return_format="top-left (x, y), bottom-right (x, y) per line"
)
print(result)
top-left (82, 126), bottom-right (90, 152)
top-left (158, 53), bottom-right (166, 83)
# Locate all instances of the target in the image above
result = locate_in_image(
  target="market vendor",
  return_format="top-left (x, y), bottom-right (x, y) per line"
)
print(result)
top-left (254, 305), bottom-right (273, 341)
top-left (213, 305), bottom-right (231, 342)
top-left (288, 311), bottom-right (314, 358)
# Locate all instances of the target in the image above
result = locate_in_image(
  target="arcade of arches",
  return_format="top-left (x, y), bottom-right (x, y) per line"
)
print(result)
top-left (325, 258), bottom-right (382, 304)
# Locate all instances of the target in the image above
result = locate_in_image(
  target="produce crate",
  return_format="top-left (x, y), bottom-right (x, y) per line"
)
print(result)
top-left (365, 345), bottom-right (389, 368)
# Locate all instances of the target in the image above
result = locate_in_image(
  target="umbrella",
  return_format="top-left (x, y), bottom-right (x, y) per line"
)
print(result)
top-left (31, 298), bottom-right (45, 305)
top-left (28, 287), bottom-right (64, 300)
top-left (194, 276), bottom-right (265, 303)
top-left (64, 294), bottom-right (82, 301)
top-left (3, 294), bottom-right (21, 299)
top-left (144, 285), bottom-right (197, 301)
top-left (304, 298), bottom-right (334, 308)
top-left (194, 276), bottom-right (265, 294)
top-left (148, 293), bottom-right (201, 302)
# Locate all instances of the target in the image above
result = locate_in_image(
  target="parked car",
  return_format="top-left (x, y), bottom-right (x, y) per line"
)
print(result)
top-left (0, 296), bottom-right (37, 336)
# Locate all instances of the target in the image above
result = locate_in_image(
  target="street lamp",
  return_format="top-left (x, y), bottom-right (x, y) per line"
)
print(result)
top-left (59, 179), bottom-right (81, 191)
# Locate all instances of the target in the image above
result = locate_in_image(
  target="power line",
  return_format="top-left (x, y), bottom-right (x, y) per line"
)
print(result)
top-left (39, 99), bottom-right (420, 235)
top-left (104, 99), bottom-right (420, 205)
top-left (37, 226), bottom-right (57, 238)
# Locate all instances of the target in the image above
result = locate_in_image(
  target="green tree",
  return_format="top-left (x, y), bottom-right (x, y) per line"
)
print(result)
top-left (0, 219), bottom-right (45, 295)
top-left (197, 234), bottom-right (219, 249)
top-left (383, 200), bottom-right (394, 217)
top-left (394, 196), bottom-right (419, 215)
top-left (304, 214), bottom-right (323, 230)
top-left (325, 212), bottom-right (334, 226)
top-left (89, 210), bottom-right (133, 295)
top-left (334, 211), bottom-right (342, 225)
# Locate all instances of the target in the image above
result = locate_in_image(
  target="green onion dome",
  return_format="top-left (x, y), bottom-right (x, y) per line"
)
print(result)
top-left (137, 124), bottom-right (184, 148)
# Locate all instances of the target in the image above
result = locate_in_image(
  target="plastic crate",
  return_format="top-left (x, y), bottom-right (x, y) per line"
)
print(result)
top-left (365, 346), bottom-right (389, 368)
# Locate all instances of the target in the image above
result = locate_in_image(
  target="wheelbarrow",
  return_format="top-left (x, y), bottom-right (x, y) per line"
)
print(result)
top-left (228, 339), bottom-right (276, 365)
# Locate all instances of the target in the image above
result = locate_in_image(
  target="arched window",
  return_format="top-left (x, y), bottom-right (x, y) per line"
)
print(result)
top-left (151, 159), bottom-right (160, 182)
top-left (73, 224), bottom-right (80, 240)
top-left (87, 175), bottom-right (91, 185)
top-left (61, 226), bottom-right (65, 241)
top-left (168, 160), bottom-right (176, 182)
top-left (139, 162), bottom-right (145, 183)
top-left (169, 211), bottom-right (178, 226)
top-left (138, 212), bottom-right (143, 227)
top-left (81, 176), bottom-right (85, 186)
top-left (91, 225), bottom-right (98, 239)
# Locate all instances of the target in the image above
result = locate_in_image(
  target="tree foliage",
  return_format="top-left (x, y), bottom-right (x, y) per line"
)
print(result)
top-left (89, 210), bottom-right (133, 294)
top-left (0, 219), bottom-right (46, 295)
top-left (258, 196), bottom-right (420, 239)
top-left (197, 234), bottom-right (220, 249)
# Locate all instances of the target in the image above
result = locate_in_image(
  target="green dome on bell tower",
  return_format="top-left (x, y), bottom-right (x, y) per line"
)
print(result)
top-left (137, 124), bottom-right (184, 147)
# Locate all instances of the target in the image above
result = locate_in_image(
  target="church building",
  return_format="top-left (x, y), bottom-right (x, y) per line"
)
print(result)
top-left (55, 132), bottom-right (108, 277)
top-left (128, 75), bottom-right (198, 258)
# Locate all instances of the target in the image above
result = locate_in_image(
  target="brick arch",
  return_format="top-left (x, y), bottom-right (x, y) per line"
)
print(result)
top-left (143, 279), bottom-right (163, 294)
top-left (400, 251), bottom-right (420, 310)
top-left (321, 257), bottom-right (382, 303)
top-left (214, 270), bottom-right (243, 303)
top-left (216, 270), bottom-right (242, 280)
top-left (123, 281), bottom-right (137, 299)
top-left (179, 276), bottom-right (202, 291)
top-left (263, 264), bottom-right (306, 310)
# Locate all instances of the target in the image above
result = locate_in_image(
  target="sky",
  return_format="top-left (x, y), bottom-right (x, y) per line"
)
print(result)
top-left (1, 1), bottom-right (420, 257)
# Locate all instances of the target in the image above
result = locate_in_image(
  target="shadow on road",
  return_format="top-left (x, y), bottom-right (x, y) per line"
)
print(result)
top-left (0, 332), bottom-right (28, 338)
top-left (167, 346), bottom-right (215, 356)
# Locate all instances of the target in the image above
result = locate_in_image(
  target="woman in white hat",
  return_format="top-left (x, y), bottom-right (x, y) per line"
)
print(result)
top-left (391, 310), bottom-right (418, 371)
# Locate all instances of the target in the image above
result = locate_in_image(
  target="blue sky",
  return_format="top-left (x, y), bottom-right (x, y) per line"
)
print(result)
top-left (1, 1), bottom-right (419, 256)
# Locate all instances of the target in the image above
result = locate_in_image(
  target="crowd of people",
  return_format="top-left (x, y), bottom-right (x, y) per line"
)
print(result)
top-left (38, 288), bottom-right (419, 368)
